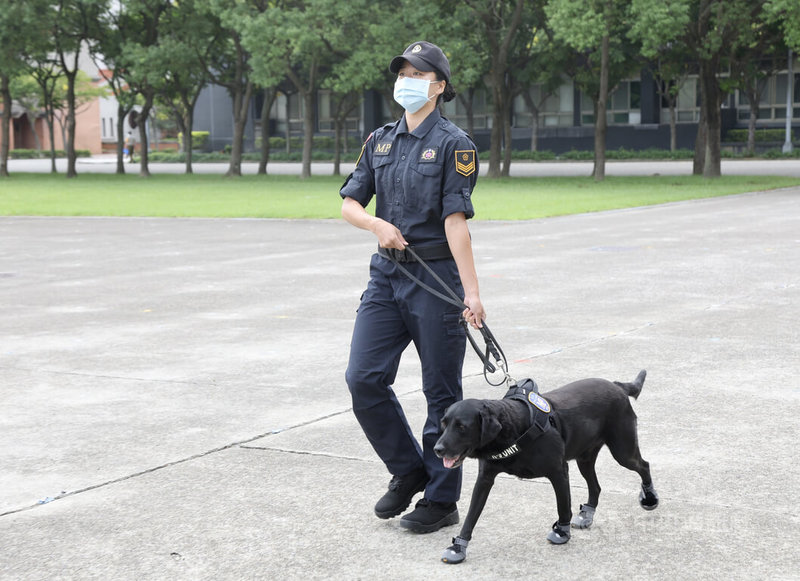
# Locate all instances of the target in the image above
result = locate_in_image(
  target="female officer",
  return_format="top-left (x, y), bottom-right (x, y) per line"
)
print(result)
top-left (340, 41), bottom-right (485, 533)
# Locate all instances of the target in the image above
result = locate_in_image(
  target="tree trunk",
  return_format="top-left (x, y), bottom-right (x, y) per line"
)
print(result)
top-left (138, 97), bottom-right (155, 178)
top-left (258, 88), bottom-right (276, 175)
top-left (668, 98), bottom-right (677, 152)
top-left (184, 108), bottom-right (194, 175)
top-left (116, 104), bottom-right (128, 174)
top-left (65, 71), bottom-right (77, 178)
top-left (593, 33), bottom-right (610, 182)
top-left (226, 80), bottom-right (253, 178)
top-left (746, 88), bottom-right (758, 155)
top-left (698, 59), bottom-right (721, 178)
top-left (301, 89), bottom-right (314, 179)
top-left (502, 110), bottom-right (512, 177)
top-left (693, 104), bottom-right (705, 175)
top-left (488, 77), bottom-right (504, 178)
top-left (0, 75), bottom-right (10, 178)
top-left (333, 116), bottom-right (342, 177)
top-left (45, 107), bottom-right (56, 173)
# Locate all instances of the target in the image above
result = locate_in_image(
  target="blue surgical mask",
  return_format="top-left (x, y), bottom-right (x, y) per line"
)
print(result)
top-left (393, 77), bottom-right (434, 114)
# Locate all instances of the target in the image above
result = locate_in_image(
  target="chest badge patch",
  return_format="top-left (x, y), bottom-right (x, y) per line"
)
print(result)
top-left (374, 141), bottom-right (393, 156)
top-left (455, 150), bottom-right (476, 176)
top-left (420, 148), bottom-right (438, 162)
top-left (528, 393), bottom-right (551, 413)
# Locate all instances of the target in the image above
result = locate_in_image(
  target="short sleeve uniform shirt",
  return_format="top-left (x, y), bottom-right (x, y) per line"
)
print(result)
top-left (340, 109), bottom-right (478, 247)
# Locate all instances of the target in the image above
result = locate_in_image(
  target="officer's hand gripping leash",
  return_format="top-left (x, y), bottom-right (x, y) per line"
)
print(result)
top-left (384, 245), bottom-right (511, 387)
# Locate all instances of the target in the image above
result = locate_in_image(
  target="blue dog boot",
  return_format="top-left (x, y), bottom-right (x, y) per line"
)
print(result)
top-left (639, 482), bottom-right (659, 510)
top-left (571, 504), bottom-right (596, 529)
top-left (441, 536), bottom-right (469, 564)
top-left (546, 521), bottom-right (571, 544)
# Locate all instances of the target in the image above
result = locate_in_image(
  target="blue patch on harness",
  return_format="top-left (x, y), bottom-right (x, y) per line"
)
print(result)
top-left (529, 393), bottom-right (551, 413)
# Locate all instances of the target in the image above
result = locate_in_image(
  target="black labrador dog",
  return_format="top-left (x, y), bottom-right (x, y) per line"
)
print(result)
top-left (434, 370), bottom-right (658, 564)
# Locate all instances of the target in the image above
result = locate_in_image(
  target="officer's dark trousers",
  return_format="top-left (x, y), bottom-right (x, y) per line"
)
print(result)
top-left (346, 253), bottom-right (466, 504)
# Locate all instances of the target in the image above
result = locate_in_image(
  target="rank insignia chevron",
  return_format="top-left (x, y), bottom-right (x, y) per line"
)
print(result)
top-left (455, 150), bottom-right (475, 177)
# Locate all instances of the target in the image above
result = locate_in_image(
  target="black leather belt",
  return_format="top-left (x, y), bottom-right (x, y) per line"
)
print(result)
top-left (378, 243), bottom-right (452, 263)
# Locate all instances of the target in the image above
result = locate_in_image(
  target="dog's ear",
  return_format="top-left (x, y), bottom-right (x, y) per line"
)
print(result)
top-left (479, 404), bottom-right (502, 448)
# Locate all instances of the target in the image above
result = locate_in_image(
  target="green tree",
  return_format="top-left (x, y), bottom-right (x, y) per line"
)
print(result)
top-left (515, 26), bottom-right (574, 152)
top-left (629, 0), bottom-right (691, 152)
top-left (274, 0), bottom-right (345, 178)
top-left (155, 0), bottom-right (215, 174)
top-left (198, 0), bottom-right (269, 177)
top-left (729, 20), bottom-right (786, 155)
top-left (10, 75), bottom-right (45, 153)
top-left (461, 0), bottom-right (532, 178)
top-left (684, 1), bottom-right (770, 177)
top-left (113, 0), bottom-right (172, 177)
top-left (244, 2), bottom-right (296, 175)
top-left (547, 0), bottom-right (641, 181)
top-left (93, 1), bottom-right (139, 174)
top-left (316, 0), bottom-right (389, 175)
top-left (52, 0), bottom-right (108, 178)
top-left (53, 71), bottom-right (110, 152)
top-left (0, 0), bottom-right (49, 177)
top-left (765, 0), bottom-right (800, 51)
top-left (25, 56), bottom-right (64, 173)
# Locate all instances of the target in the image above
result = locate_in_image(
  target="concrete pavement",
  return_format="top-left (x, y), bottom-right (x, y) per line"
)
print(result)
top-left (1, 181), bottom-right (799, 579)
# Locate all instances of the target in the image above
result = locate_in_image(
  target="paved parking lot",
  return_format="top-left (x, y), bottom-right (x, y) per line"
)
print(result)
top-left (1, 172), bottom-right (798, 579)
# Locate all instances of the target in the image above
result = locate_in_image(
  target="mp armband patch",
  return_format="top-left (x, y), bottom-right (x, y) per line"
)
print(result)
top-left (455, 150), bottom-right (476, 177)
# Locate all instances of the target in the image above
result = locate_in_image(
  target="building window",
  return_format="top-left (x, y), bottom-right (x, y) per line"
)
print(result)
top-left (317, 90), bottom-right (360, 133)
top-left (668, 77), bottom-right (700, 123)
top-left (579, 80), bottom-right (642, 125)
top-left (442, 88), bottom-right (490, 129)
top-left (512, 81), bottom-right (574, 128)
top-left (737, 72), bottom-right (800, 122)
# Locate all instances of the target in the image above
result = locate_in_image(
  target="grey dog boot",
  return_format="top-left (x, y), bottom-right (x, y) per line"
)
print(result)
top-left (546, 521), bottom-right (571, 544)
top-left (571, 504), bottom-right (596, 529)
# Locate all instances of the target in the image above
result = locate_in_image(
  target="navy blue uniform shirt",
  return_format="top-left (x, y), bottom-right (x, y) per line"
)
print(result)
top-left (340, 109), bottom-right (478, 246)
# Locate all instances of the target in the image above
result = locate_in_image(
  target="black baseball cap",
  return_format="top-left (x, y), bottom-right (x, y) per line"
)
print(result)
top-left (389, 41), bottom-right (450, 83)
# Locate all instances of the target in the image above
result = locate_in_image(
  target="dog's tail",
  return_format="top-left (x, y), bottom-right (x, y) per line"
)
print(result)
top-left (613, 369), bottom-right (646, 399)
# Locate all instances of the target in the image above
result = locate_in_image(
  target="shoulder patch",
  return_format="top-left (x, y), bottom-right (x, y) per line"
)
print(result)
top-left (354, 132), bottom-right (373, 167)
top-left (455, 149), bottom-right (476, 177)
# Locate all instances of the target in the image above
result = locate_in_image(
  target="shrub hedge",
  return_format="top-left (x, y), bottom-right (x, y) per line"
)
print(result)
top-left (725, 128), bottom-right (795, 142)
top-left (9, 149), bottom-right (91, 159)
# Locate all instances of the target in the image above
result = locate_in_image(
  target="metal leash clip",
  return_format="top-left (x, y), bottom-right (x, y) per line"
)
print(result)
top-left (462, 318), bottom-right (512, 387)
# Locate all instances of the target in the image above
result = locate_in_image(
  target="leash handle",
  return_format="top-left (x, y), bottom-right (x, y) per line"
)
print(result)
top-left (385, 245), bottom-right (511, 386)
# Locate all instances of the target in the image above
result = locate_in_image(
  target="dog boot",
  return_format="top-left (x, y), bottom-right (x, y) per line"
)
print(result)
top-left (639, 482), bottom-right (659, 510)
top-left (546, 521), bottom-right (571, 545)
top-left (441, 536), bottom-right (469, 564)
top-left (571, 504), bottom-right (596, 529)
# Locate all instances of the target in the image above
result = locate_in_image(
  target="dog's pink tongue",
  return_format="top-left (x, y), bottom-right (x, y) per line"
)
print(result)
top-left (443, 457), bottom-right (457, 469)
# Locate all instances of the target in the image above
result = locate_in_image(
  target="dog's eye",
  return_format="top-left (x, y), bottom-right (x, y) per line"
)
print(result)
top-left (455, 421), bottom-right (466, 433)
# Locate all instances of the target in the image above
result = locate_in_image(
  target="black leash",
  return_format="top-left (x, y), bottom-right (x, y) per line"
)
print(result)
top-left (383, 245), bottom-right (512, 387)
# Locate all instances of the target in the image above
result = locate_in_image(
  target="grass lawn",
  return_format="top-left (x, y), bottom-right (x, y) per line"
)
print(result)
top-left (1, 172), bottom-right (798, 220)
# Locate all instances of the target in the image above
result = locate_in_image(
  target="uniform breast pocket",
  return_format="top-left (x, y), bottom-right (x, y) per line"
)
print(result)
top-left (372, 155), bottom-right (394, 192)
top-left (408, 162), bottom-right (443, 210)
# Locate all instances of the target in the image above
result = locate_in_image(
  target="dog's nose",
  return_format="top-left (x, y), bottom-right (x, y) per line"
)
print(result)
top-left (433, 441), bottom-right (445, 458)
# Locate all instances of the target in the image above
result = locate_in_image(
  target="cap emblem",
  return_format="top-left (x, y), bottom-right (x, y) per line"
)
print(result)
top-left (412, 44), bottom-right (422, 53)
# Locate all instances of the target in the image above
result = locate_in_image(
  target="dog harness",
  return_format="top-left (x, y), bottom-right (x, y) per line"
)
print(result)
top-left (488, 378), bottom-right (553, 461)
